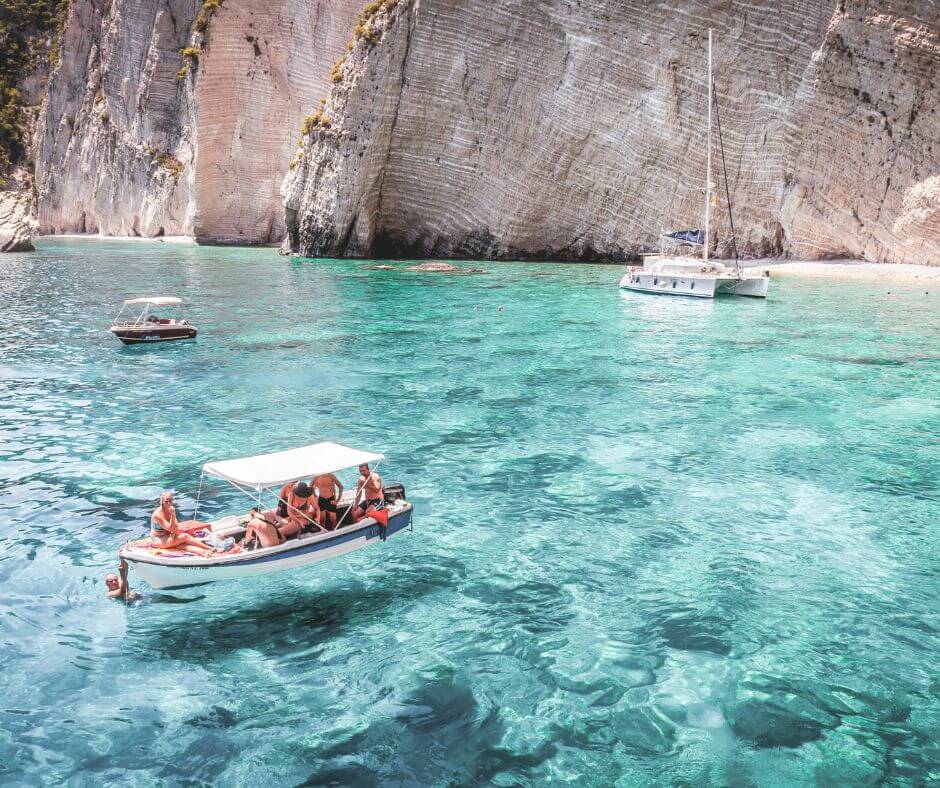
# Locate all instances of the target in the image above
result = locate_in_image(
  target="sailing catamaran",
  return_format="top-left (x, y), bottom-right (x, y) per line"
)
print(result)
top-left (620, 30), bottom-right (769, 299)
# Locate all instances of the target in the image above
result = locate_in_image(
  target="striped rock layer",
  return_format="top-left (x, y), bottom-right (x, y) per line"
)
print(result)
top-left (283, 0), bottom-right (940, 264)
top-left (35, 0), bottom-right (357, 245)
top-left (35, 0), bottom-right (199, 239)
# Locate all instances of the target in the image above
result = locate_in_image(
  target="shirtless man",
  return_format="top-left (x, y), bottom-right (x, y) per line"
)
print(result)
top-left (105, 558), bottom-right (141, 602)
top-left (243, 482), bottom-right (320, 548)
top-left (151, 492), bottom-right (216, 557)
top-left (312, 472), bottom-right (343, 530)
top-left (354, 463), bottom-right (384, 520)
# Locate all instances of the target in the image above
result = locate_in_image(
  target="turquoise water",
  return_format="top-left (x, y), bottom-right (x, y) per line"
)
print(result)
top-left (1, 239), bottom-right (938, 785)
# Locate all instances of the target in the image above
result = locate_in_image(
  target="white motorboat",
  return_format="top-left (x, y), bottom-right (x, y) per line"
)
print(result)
top-left (110, 296), bottom-right (197, 344)
top-left (621, 30), bottom-right (769, 299)
top-left (119, 442), bottom-right (413, 589)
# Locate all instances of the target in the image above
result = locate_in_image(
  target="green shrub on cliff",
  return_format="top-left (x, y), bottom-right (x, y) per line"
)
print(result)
top-left (301, 111), bottom-right (331, 136)
top-left (352, 0), bottom-right (399, 50)
top-left (155, 152), bottom-right (183, 183)
top-left (181, 0), bottom-right (223, 75)
top-left (0, 0), bottom-right (69, 178)
top-left (330, 0), bottom-right (399, 89)
top-left (193, 0), bottom-right (223, 36)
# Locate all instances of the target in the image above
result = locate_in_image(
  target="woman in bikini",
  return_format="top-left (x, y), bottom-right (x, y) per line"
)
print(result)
top-left (242, 482), bottom-right (321, 548)
top-left (150, 491), bottom-right (216, 557)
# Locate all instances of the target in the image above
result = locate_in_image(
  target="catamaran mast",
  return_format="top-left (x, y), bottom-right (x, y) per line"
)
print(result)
top-left (703, 29), bottom-right (713, 263)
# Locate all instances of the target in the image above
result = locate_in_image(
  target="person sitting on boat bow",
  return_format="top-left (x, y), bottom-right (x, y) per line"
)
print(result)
top-left (353, 463), bottom-right (384, 521)
top-left (151, 491), bottom-right (217, 557)
top-left (312, 471), bottom-right (343, 531)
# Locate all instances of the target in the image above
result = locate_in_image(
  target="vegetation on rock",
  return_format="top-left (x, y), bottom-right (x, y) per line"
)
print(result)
top-left (179, 0), bottom-right (223, 78)
top-left (0, 0), bottom-right (69, 184)
top-left (301, 111), bottom-right (331, 136)
top-left (292, 0), bottom-right (404, 173)
top-left (155, 153), bottom-right (183, 183)
top-left (193, 0), bottom-right (222, 34)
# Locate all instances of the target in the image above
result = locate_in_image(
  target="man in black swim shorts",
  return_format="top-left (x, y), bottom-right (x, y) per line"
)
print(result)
top-left (312, 471), bottom-right (343, 530)
top-left (354, 463), bottom-right (384, 521)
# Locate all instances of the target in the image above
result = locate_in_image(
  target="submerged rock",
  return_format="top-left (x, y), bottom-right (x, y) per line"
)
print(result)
top-left (363, 261), bottom-right (486, 273)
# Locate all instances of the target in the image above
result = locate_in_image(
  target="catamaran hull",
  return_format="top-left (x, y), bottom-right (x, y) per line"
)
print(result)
top-left (619, 272), bottom-right (768, 298)
top-left (124, 507), bottom-right (412, 589)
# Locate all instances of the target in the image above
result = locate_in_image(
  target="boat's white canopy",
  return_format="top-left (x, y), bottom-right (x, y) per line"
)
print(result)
top-left (123, 296), bottom-right (182, 306)
top-left (203, 442), bottom-right (385, 490)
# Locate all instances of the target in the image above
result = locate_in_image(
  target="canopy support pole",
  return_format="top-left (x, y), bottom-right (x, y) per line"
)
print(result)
top-left (192, 470), bottom-right (206, 520)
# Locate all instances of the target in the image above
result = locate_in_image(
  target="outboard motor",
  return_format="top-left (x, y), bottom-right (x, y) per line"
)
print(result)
top-left (383, 483), bottom-right (406, 505)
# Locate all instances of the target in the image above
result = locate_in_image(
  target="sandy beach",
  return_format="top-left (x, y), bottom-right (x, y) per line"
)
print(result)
top-left (749, 259), bottom-right (940, 284)
top-left (42, 233), bottom-right (196, 245)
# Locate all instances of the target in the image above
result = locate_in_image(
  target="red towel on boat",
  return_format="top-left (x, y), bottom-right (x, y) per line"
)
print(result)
top-left (366, 507), bottom-right (388, 527)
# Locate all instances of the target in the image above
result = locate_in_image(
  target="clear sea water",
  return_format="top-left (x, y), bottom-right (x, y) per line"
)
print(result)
top-left (0, 238), bottom-right (938, 786)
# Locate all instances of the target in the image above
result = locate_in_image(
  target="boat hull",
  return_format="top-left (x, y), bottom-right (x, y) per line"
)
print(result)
top-left (619, 271), bottom-right (768, 298)
top-left (123, 505), bottom-right (413, 589)
top-left (110, 325), bottom-right (197, 344)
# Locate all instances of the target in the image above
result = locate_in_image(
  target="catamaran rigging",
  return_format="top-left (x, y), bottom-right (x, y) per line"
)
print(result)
top-left (620, 29), bottom-right (769, 298)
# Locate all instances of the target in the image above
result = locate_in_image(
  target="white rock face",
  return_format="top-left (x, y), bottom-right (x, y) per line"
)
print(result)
top-left (284, 0), bottom-right (940, 265)
top-left (0, 191), bottom-right (38, 252)
top-left (35, 0), bottom-right (356, 245)
top-left (193, 0), bottom-right (359, 244)
top-left (781, 3), bottom-right (940, 264)
top-left (35, 0), bottom-right (199, 238)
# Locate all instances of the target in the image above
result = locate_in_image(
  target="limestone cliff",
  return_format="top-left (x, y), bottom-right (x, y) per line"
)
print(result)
top-left (0, 0), bottom-right (65, 252)
top-left (283, 0), bottom-right (940, 265)
top-left (34, 0), bottom-right (199, 238)
top-left (35, 0), bottom-right (358, 244)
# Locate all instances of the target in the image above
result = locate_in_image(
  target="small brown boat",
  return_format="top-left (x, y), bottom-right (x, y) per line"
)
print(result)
top-left (110, 297), bottom-right (197, 345)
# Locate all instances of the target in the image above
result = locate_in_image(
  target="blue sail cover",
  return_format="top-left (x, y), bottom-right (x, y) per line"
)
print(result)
top-left (663, 229), bottom-right (705, 245)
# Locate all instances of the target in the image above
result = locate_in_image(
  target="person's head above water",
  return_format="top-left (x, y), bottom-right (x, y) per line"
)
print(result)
top-left (104, 573), bottom-right (119, 590)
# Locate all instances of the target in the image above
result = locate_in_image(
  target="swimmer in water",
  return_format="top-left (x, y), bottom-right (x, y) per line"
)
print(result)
top-left (105, 558), bottom-right (141, 602)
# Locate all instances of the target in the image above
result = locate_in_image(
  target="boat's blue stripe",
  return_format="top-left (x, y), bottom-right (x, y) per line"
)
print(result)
top-left (238, 509), bottom-right (412, 566)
